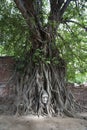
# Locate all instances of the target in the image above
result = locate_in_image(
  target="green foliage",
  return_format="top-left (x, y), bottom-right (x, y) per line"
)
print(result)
top-left (32, 49), bottom-right (51, 65)
top-left (55, 1), bottom-right (87, 83)
top-left (0, 0), bottom-right (30, 58)
top-left (0, 0), bottom-right (87, 83)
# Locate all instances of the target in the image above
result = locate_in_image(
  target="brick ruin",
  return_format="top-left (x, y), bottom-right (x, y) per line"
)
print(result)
top-left (0, 56), bottom-right (15, 96)
top-left (67, 83), bottom-right (87, 107)
top-left (0, 56), bottom-right (16, 114)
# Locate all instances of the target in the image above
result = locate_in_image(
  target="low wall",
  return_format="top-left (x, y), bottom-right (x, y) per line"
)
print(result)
top-left (0, 56), bottom-right (15, 82)
top-left (67, 83), bottom-right (87, 107)
top-left (71, 87), bottom-right (87, 106)
top-left (0, 56), bottom-right (16, 114)
top-left (0, 56), bottom-right (15, 97)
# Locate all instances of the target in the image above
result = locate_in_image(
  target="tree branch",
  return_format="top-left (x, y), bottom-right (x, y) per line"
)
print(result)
top-left (14, 0), bottom-right (35, 25)
top-left (49, 0), bottom-right (64, 21)
top-left (14, 0), bottom-right (44, 46)
top-left (62, 19), bottom-right (87, 31)
top-left (60, 0), bottom-right (71, 17)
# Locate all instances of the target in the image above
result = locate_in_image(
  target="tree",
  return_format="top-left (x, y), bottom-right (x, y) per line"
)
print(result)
top-left (0, 0), bottom-right (87, 117)
top-left (14, 0), bottom-right (87, 116)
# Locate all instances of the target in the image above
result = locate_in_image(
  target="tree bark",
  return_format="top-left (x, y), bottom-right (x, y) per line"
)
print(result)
top-left (13, 0), bottom-right (87, 118)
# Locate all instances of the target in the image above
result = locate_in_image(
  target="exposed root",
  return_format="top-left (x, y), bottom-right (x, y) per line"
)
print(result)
top-left (13, 63), bottom-right (87, 119)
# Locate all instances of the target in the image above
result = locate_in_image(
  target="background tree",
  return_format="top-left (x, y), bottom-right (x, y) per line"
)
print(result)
top-left (0, 0), bottom-right (87, 117)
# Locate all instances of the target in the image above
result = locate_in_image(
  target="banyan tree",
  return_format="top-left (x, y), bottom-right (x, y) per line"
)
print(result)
top-left (11, 0), bottom-right (87, 117)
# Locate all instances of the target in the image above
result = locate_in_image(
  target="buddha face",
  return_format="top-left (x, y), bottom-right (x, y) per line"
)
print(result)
top-left (41, 91), bottom-right (49, 104)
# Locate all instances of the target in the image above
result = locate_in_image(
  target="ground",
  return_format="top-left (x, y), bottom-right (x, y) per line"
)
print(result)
top-left (0, 114), bottom-right (87, 130)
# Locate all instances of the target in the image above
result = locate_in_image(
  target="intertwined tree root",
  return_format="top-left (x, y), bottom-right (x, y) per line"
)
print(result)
top-left (12, 63), bottom-right (87, 120)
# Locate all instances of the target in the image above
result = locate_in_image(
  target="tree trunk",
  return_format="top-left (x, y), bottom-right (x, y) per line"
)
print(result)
top-left (13, 53), bottom-right (77, 117)
top-left (13, 0), bottom-right (87, 118)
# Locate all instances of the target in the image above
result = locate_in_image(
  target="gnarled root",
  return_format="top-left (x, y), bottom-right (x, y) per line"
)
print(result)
top-left (13, 63), bottom-right (87, 119)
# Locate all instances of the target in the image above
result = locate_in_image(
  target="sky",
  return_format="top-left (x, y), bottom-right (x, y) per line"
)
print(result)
top-left (7, 0), bottom-right (11, 3)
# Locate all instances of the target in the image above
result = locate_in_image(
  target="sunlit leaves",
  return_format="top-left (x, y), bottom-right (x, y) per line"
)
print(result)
top-left (0, 0), bottom-right (87, 83)
top-left (0, 0), bottom-right (29, 57)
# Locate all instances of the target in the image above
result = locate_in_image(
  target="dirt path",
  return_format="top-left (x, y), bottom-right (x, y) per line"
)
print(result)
top-left (0, 115), bottom-right (87, 130)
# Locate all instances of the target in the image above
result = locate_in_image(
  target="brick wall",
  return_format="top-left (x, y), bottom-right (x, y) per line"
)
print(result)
top-left (71, 87), bottom-right (87, 106)
top-left (67, 83), bottom-right (87, 107)
top-left (0, 56), bottom-right (15, 97)
top-left (0, 56), bottom-right (16, 114)
top-left (0, 56), bottom-right (15, 82)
